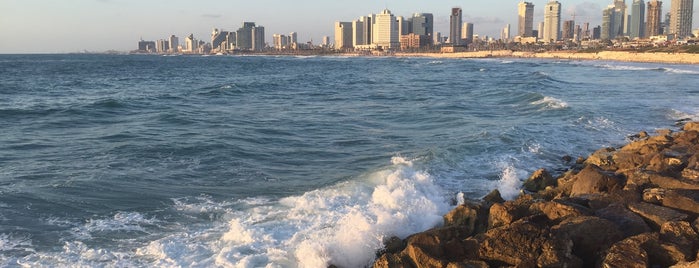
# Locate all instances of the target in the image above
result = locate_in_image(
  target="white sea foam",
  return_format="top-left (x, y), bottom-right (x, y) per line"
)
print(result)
top-left (667, 108), bottom-right (699, 121)
top-left (531, 96), bottom-right (569, 110)
top-left (664, 67), bottom-right (699, 75)
top-left (495, 163), bottom-right (523, 200)
top-left (596, 64), bottom-right (660, 71)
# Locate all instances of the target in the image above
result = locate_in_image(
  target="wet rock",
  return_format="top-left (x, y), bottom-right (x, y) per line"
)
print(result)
top-left (570, 165), bottom-right (625, 197)
top-left (551, 216), bottom-right (624, 266)
top-left (628, 202), bottom-right (689, 229)
top-left (672, 261), bottom-right (699, 268)
top-left (522, 169), bottom-right (556, 193)
top-left (482, 189), bottom-right (505, 204)
top-left (373, 253), bottom-right (411, 268)
top-left (595, 203), bottom-right (651, 237)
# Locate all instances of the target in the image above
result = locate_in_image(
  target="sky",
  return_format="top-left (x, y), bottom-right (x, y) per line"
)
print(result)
top-left (2, 0), bottom-right (699, 53)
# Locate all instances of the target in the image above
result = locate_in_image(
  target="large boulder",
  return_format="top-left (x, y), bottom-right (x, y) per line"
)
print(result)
top-left (487, 196), bottom-right (533, 229)
top-left (522, 169), bottom-right (557, 193)
top-left (628, 202), bottom-right (690, 229)
top-left (601, 235), bottom-right (649, 268)
top-left (660, 221), bottom-right (699, 258)
top-left (643, 188), bottom-right (699, 214)
top-left (595, 203), bottom-right (651, 237)
top-left (682, 122), bottom-right (699, 132)
top-left (443, 202), bottom-right (489, 236)
top-left (529, 200), bottom-right (591, 222)
top-left (479, 217), bottom-right (552, 267)
top-left (570, 165), bottom-right (625, 197)
top-left (550, 216), bottom-right (624, 267)
top-left (585, 147), bottom-right (617, 170)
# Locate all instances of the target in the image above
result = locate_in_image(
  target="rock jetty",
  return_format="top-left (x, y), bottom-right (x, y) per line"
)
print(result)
top-left (373, 122), bottom-right (699, 268)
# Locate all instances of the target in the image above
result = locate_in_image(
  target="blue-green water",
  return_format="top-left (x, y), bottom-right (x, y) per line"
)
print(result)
top-left (1, 54), bottom-right (698, 267)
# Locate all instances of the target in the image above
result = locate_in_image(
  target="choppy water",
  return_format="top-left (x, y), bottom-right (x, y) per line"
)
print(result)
top-left (1, 54), bottom-right (698, 267)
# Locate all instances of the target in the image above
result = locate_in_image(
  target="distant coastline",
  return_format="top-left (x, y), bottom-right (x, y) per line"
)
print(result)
top-left (395, 50), bottom-right (699, 65)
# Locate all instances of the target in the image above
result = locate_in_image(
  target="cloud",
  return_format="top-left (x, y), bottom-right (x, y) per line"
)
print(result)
top-left (202, 14), bottom-right (222, 19)
top-left (464, 16), bottom-right (504, 25)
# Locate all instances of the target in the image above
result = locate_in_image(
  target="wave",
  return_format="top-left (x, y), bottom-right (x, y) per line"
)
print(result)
top-left (667, 108), bottom-right (699, 122)
top-left (663, 67), bottom-right (699, 75)
top-left (595, 64), bottom-right (664, 72)
top-left (531, 96), bottom-right (569, 110)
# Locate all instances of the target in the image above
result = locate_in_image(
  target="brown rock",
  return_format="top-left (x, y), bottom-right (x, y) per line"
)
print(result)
top-left (536, 237), bottom-right (583, 268)
top-left (373, 253), bottom-right (411, 268)
top-left (672, 261), bottom-right (699, 268)
top-left (648, 173), bottom-right (699, 190)
top-left (602, 236), bottom-right (649, 268)
top-left (482, 189), bottom-right (505, 204)
top-left (643, 188), bottom-right (699, 214)
top-left (523, 169), bottom-right (556, 193)
top-left (570, 165), bottom-right (625, 197)
top-left (682, 122), bottom-right (699, 132)
top-left (628, 202), bottom-right (689, 229)
top-left (551, 216), bottom-right (624, 266)
top-left (487, 198), bottom-right (533, 229)
top-left (617, 233), bottom-right (688, 267)
top-left (647, 153), bottom-right (686, 175)
top-left (660, 221), bottom-right (699, 257)
top-left (529, 200), bottom-right (591, 222)
top-left (657, 129), bottom-right (673, 137)
top-left (585, 147), bottom-right (617, 170)
top-left (479, 219), bottom-right (549, 267)
top-left (445, 261), bottom-right (489, 268)
top-left (403, 232), bottom-right (447, 268)
top-left (595, 203), bottom-right (651, 237)
top-left (613, 150), bottom-right (653, 173)
top-left (443, 204), bottom-right (476, 229)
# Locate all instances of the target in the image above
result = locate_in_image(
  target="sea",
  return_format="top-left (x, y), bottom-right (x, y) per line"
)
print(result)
top-left (1, 54), bottom-right (698, 267)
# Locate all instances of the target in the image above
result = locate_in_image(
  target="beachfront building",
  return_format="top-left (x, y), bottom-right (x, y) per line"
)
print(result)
top-left (646, 0), bottom-right (663, 37)
top-left (562, 20), bottom-right (575, 40)
top-left (501, 24), bottom-right (511, 42)
top-left (463, 22), bottom-right (474, 44)
top-left (630, 0), bottom-right (646, 39)
top-left (373, 9), bottom-right (400, 50)
top-left (518, 1), bottom-right (535, 37)
top-left (412, 13), bottom-right (434, 46)
top-left (602, 2), bottom-right (626, 40)
top-left (543, 0), bottom-right (561, 42)
top-left (168, 35), bottom-right (179, 53)
top-left (449, 7), bottom-right (463, 45)
top-left (334, 21), bottom-right (353, 50)
top-left (538, 22), bottom-right (545, 39)
top-left (185, 34), bottom-right (197, 52)
top-left (670, 0), bottom-right (694, 38)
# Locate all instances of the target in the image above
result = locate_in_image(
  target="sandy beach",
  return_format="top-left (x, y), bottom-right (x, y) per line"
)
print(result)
top-left (396, 50), bottom-right (699, 65)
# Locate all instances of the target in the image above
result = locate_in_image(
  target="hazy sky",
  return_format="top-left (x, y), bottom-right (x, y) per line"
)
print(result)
top-left (2, 0), bottom-right (699, 53)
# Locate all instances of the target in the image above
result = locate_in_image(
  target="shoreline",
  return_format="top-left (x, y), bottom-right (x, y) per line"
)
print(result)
top-left (373, 122), bottom-right (699, 267)
top-left (395, 50), bottom-right (699, 65)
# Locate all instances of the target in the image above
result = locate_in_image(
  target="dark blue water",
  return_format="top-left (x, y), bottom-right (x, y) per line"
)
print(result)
top-left (1, 54), bottom-right (698, 267)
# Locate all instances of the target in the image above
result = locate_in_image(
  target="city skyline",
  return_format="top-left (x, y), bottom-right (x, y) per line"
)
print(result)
top-left (3, 0), bottom-right (699, 53)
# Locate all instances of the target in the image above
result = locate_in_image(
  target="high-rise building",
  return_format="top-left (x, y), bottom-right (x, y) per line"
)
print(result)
top-left (397, 16), bottom-right (410, 36)
top-left (544, 0), bottom-right (562, 42)
top-left (602, 2), bottom-right (627, 40)
top-left (602, 6), bottom-right (616, 39)
top-left (185, 34), bottom-right (197, 52)
top-left (562, 20), bottom-right (575, 39)
top-left (138, 40), bottom-right (155, 52)
top-left (630, 0), bottom-right (646, 39)
top-left (463, 22), bottom-right (474, 43)
top-left (211, 28), bottom-right (230, 52)
top-left (646, 0), bottom-right (663, 36)
top-left (168, 35), bottom-right (179, 53)
top-left (322, 36), bottom-right (330, 47)
top-left (449, 7), bottom-right (463, 45)
top-left (334, 21), bottom-right (353, 50)
top-left (289, 32), bottom-right (298, 46)
top-left (538, 22), bottom-right (545, 39)
top-left (156, 39), bottom-right (169, 53)
top-left (273, 34), bottom-right (287, 50)
top-left (412, 13), bottom-right (434, 40)
top-left (593, 25), bottom-right (602, 39)
top-left (236, 22), bottom-right (256, 50)
top-left (615, 0), bottom-right (629, 35)
top-left (501, 24), bottom-right (511, 41)
top-left (670, 0), bottom-right (694, 38)
top-left (252, 26), bottom-right (265, 51)
top-left (352, 19), bottom-right (365, 47)
top-left (518, 1), bottom-right (535, 37)
top-left (373, 9), bottom-right (399, 49)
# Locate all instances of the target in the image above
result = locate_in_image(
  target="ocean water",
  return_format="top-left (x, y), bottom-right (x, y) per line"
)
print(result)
top-left (1, 54), bottom-right (698, 267)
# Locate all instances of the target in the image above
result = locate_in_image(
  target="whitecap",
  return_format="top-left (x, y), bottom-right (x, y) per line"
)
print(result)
top-left (531, 96), bottom-right (569, 110)
top-left (495, 163), bottom-right (523, 200)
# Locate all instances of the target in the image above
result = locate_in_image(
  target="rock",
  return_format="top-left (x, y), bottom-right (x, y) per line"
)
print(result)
top-left (602, 236), bottom-right (649, 268)
top-left (482, 189), bottom-right (505, 204)
top-left (657, 129), bottom-right (673, 137)
top-left (523, 169), bottom-right (556, 193)
top-left (570, 165), bottom-right (625, 197)
top-left (551, 216), bottom-right (624, 266)
top-left (595, 203), bottom-right (651, 237)
top-left (628, 202), bottom-right (689, 229)
top-left (382, 236), bottom-right (405, 255)
top-left (585, 147), bottom-right (617, 170)
top-left (648, 173), bottom-right (699, 190)
top-left (683, 122), bottom-right (699, 132)
top-left (445, 261), bottom-right (489, 268)
top-left (643, 188), bottom-right (699, 214)
top-left (487, 197), bottom-right (533, 229)
top-left (402, 232), bottom-right (448, 268)
top-left (613, 150), bottom-right (653, 174)
top-left (536, 237), bottom-right (583, 268)
top-left (529, 200), bottom-right (591, 222)
top-left (647, 153), bottom-right (686, 175)
top-left (479, 219), bottom-right (550, 267)
top-left (373, 253), bottom-right (411, 268)
top-left (660, 221), bottom-right (699, 257)
top-left (672, 261), bottom-right (699, 268)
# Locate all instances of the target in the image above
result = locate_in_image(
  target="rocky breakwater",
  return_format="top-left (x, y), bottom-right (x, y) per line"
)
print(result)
top-left (374, 123), bottom-right (699, 268)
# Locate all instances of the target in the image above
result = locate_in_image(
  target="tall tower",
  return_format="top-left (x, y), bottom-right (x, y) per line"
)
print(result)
top-left (630, 0), bottom-right (646, 39)
top-left (449, 7), bottom-right (463, 45)
top-left (412, 13), bottom-right (434, 45)
top-left (670, 0), bottom-right (694, 38)
top-left (334, 21), bottom-right (353, 50)
top-left (562, 20), bottom-right (575, 39)
top-left (518, 2), bottom-right (535, 37)
top-left (462, 22), bottom-right (474, 43)
top-left (544, 0), bottom-right (562, 42)
top-left (646, 0), bottom-right (663, 36)
top-left (501, 24), bottom-right (511, 41)
top-left (373, 9), bottom-right (399, 49)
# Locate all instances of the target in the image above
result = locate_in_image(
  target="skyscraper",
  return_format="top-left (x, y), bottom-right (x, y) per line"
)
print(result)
top-left (538, 22), bottom-right (545, 39)
top-left (602, 6), bottom-right (616, 39)
top-left (463, 22), bottom-right (474, 44)
top-left (334, 21), bottom-right (353, 50)
top-left (373, 9), bottom-right (399, 49)
top-left (449, 7), bottom-right (463, 45)
top-left (168, 35), bottom-right (179, 53)
top-left (602, 2), bottom-right (627, 40)
top-left (562, 20), bottom-right (575, 39)
top-left (670, 0), bottom-right (694, 38)
top-left (252, 26), bottom-right (265, 51)
top-left (544, 0), bottom-right (561, 42)
top-left (412, 13), bottom-right (434, 40)
top-left (352, 19), bottom-right (365, 47)
top-left (646, 0), bottom-right (663, 36)
top-left (236, 22), bottom-right (256, 51)
top-left (501, 24), bottom-right (511, 41)
top-left (518, 1), bottom-right (535, 37)
top-left (630, 0), bottom-right (646, 39)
